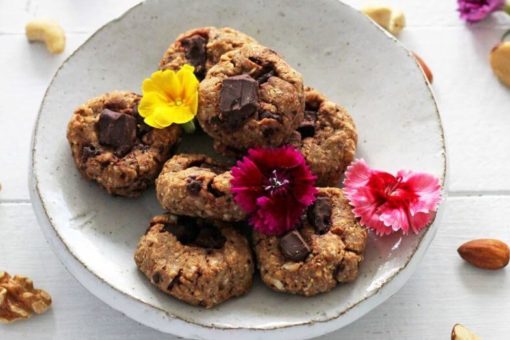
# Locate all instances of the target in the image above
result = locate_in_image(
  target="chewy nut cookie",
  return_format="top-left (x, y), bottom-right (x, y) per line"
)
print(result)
top-left (159, 27), bottom-right (257, 80)
top-left (288, 87), bottom-right (357, 186)
top-left (155, 154), bottom-right (246, 221)
top-left (213, 88), bottom-right (357, 187)
top-left (67, 91), bottom-right (182, 197)
top-left (198, 44), bottom-right (305, 150)
top-left (134, 214), bottom-right (254, 308)
top-left (253, 187), bottom-right (367, 296)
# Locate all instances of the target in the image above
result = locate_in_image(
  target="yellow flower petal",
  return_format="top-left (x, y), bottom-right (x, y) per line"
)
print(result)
top-left (144, 114), bottom-right (166, 129)
top-left (153, 106), bottom-right (192, 126)
top-left (138, 92), bottom-right (168, 118)
top-left (138, 64), bottom-right (199, 129)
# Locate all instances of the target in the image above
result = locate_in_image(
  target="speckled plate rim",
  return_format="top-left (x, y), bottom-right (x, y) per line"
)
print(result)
top-left (29, 1), bottom-right (447, 339)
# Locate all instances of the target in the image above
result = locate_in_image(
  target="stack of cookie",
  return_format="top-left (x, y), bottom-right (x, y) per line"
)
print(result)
top-left (66, 27), bottom-right (367, 308)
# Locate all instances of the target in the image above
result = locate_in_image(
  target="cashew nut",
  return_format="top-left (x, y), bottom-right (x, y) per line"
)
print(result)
top-left (451, 323), bottom-right (480, 340)
top-left (25, 19), bottom-right (66, 54)
top-left (490, 41), bottom-right (510, 87)
top-left (388, 10), bottom-right (406, 36)
top-left (362, 5), bottom-right (406, 36)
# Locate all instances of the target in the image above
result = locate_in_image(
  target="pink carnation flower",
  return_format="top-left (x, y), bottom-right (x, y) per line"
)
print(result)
top-left (343, 159), bottom-right (442, 236)
top-left (457, 0), bottom-right (505, 23)
top-left (230, 146), bottom-right (317, 236)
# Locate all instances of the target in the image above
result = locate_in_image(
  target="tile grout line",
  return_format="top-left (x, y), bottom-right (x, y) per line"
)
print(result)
top-left (448, 191), bottom-right (510, 197)
top-left (0, 199), bottom-right (31, 204)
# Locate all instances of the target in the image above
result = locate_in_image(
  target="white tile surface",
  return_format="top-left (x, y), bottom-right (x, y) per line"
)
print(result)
top-left (1, 0), bottom-right (510, 339)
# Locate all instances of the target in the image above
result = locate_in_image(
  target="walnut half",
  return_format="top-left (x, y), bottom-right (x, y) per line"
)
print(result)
top-left (0, 272), bottom-right (52, 323)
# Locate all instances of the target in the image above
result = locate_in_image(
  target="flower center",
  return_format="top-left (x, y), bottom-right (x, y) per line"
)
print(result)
top-left (264, 169), bottom-right (290, 196)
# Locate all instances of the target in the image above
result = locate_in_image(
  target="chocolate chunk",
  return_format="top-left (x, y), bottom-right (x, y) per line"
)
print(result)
top-left (255, 66), bottom-right (275, 84)
top-left (193, 225), bottom-right (226, 249)
top-left (279, 230), bottom-right (311, 261)
top-left (181, 35), bottom-right (207, 79)
top-left (152, 272), bottom-right (161, 284)
top-left (219, 74), bottom-right (259, 130)
top-left (186, 176), bottom-right (202, 196)
top-left (248, 57), bottom-right (276, 84)
top-left (297, 110), bottom-right (318, 138)
top-left (97, 109), bottom-right (137, 156)
top-left (81, 145), bottom-right (100, 162)
top-left (161, 219), bottom-right (198, 245)
top-left (258, 111), bottom-right (282, 122)
top-left (307, 196), bottom-right (332, 234)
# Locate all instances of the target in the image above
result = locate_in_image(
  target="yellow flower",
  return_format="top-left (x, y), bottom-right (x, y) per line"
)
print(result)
top-left (138, 64), bottom-right (199, 129)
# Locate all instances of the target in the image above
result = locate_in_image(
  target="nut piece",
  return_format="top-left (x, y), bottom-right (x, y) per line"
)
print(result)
top-left (0, 271), bottom-right (52, 324)
top-left (388, 10), bottom-right (406, 35)
top-left (362, 6), bottom-right (392, 30)
top-left (25, 19), bottom-right (66, 54)
top-left (458, 239), bottom-right (510, 270)
top-left (413, 52), bottom-right (433, 83)
top-left (362, 5), bottom-right (406, 36)
top-left (451, 323), bottom-right (481, 340)
top-left (490, 42), bottom-right (510, 87)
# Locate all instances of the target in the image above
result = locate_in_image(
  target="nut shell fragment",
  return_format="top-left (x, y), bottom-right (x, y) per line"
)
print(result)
top-left (0, 272), bottom-right (52, 324)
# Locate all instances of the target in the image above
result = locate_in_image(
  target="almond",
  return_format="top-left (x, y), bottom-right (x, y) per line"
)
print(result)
top-left (413, 53), bottom-right (433, 84)
top-left (490, 41), bottom-right (510, 87)
top-left (451, 323), bottom-right (480, 340)
top-left (458, 239), bottom-right (510, 270)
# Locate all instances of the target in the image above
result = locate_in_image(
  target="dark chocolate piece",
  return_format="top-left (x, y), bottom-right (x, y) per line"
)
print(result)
top-left (152, 272), bottom-right (161, 284)
top-left (97, 109), bottom-right (137, 156)
top-left (186, 176), bottom-right (202, 196)
top-left (279, 230), bottom-right (311, 261)
top-left (297, 110), bottom-right (318, 139)
top-left (181, 34), bottom-right (207, 78)
top-left (219, 74), bottom-right (259, 130)
top-left (307, 196), bottom-right (332, 234)
top-left (255, 65), bottom-right (275, 84)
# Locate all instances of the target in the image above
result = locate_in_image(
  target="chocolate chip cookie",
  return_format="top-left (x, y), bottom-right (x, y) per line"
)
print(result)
top-left (159, 27), bottom-right (257, 80)
top-left (289, 87), bottom-right (357, 186)
top-left (67, 91), bottom-right (182, 197)
top-left (155, 153), bottom-right (246, 221)
top-left (197, 44), bottom-right (305, 150)
top-left (134, 214), bottom-right (254, 308)
top-left (253, 187), bottom-right (367, 296)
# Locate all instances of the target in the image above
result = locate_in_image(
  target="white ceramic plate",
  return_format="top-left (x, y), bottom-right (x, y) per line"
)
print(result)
top-left (30, 0), bottom-right (446, 339)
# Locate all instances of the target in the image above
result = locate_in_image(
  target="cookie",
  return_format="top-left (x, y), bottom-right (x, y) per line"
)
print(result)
top-left (289, 87), bottom-right (357, 186)
top-left (67, 91), bottom-right (182, 197)
top-left (159, 27), bottom-right (257, 80)
top-left (155, 153), bottom-right (246, 221)
top-left (197, 44), bottom-right (305, 150)
top-left (253, 187), bottom-right (367, 296)
top-left (134, 214), bottom-right (254, 308)
top-left (213, 87), bottom-right (357, 186)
